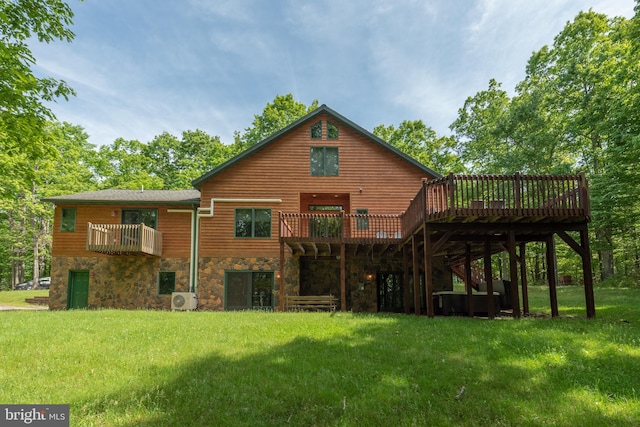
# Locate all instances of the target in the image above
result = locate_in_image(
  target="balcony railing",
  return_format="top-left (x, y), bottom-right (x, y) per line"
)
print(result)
top-left (281, 174), bottom-right (590, 245)
top-left (87, 223), bottom-right (163, 256)
top-left (404, 173), bottom-right (590, 232)
top-left (280, 213), bottom-right (403, 244)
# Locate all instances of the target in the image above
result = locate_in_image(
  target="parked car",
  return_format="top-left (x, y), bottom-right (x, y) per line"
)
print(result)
top-left (15, 280), bottom-right (34, 290)
top-left (14, 277), bottom-right (50, 290)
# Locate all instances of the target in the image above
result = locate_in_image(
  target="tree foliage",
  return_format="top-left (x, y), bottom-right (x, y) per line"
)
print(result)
top-left (233, 94), bottom-right (319, 152)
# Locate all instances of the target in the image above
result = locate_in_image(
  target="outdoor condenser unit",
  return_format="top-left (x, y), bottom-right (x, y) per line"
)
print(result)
top-left (171, 292), bottom-right (198, 311)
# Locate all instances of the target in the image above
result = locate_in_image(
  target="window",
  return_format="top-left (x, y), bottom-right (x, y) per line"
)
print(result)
top-left (158, 271), bottom-right (176, 295)
top-left (225, 271), bottom-right (273, 310)
top-left (356, 208), bottom-right (369, 230)
top-left (327, 122), bottom-right (339, 139)
top-left (61, 208), bottom-right (76, 232)
top-left (310, 121), bottom-right (322, 139)
top-left (310, 146), bottom-right (339, 176)
top-left (235, 208), bottom-right (272, 238)
top-left (122, 209), bottom-right (158, 229)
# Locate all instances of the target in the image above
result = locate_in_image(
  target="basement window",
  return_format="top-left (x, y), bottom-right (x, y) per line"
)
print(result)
top-left (158, 271), bottom-right (176, 295)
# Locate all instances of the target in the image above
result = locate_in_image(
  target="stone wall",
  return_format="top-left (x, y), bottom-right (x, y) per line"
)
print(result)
top-left (197, 254), bottom-right (298, 310)
top-left (299, 255), bottom-right (453, 312)
top-left (49, 256), bottom-right (190, 310)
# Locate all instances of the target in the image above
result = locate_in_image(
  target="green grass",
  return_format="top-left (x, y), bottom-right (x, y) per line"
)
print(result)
top-left (1, 286), bottom-right (638, 426)
top-left (0, 289), bottom-right (48, 307)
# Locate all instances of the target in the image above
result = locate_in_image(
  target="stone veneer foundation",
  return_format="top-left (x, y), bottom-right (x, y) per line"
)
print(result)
top-left (49, 256), bottom-right (190, 310)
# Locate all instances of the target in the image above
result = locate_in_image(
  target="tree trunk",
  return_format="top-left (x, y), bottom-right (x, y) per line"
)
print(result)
top-left (596, 228), bottom-right (614, 280)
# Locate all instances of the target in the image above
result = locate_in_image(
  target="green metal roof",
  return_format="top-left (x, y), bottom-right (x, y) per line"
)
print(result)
top-left (42, 189), bottom-right (201, 205)
top-left (192, 104), bottom-right (442, 188)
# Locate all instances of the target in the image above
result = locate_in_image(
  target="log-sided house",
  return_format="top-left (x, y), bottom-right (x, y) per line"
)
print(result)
top-left (44, 105), bottom-right (595, 318)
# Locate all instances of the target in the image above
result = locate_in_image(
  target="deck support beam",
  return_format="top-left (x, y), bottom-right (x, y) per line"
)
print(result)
top-left (424, 226), bottom-right (434, 317)
top-left (465, 244), bottom-right (474, 317)
top-left (403, 246), bottom-right (411, 315)
top-left (340, 243), bottom-right (346, 312)
top-left (483, 240), bottom-right (495, 319)
top-left (279, 242), bottom-right (285, 311)
top-left (520, 243), bottom-right (529, 315)
top-left (546, 235), bottom-right (559, 317)
top-left (508, 230), bottom-right (521, 318)
top-left (412, 234), bottom-right (420, 315)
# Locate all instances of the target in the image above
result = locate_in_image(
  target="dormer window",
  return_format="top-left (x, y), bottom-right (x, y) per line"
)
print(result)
top-left (310, 121), bottom-right (322, 139)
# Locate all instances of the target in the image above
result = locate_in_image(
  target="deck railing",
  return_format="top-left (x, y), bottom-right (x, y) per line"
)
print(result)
top-left (280, 212), bottom-right (403, 243)
top-left (280, 174), bottom-right (590, 244)
top-left (87, 223), bottom-right (163, 256)
top-left (420, 173), bottom-right (590, 221)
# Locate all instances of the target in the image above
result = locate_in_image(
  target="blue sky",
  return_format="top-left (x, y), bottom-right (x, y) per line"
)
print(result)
top-left (32, 0), bottom-right (635, 147)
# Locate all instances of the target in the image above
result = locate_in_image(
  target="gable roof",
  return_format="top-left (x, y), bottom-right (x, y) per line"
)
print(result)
top-left (42, 189), bottom-right (201, 205)
top-left (192, 104), bottom-right (442, 189)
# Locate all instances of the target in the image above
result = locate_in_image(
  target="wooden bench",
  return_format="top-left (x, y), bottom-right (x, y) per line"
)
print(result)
top-left (285, 295), bottom-right (338, 311)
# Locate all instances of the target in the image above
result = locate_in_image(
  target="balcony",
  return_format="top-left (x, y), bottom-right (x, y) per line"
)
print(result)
top-left (280, 173), bottom-right (590, 252)
top-left (87, 223), bottom-right (163, 256)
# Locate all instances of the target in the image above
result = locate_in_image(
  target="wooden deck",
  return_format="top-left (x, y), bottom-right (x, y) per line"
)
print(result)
top-left (87, 223), bottom-right (163, 256)
top-left (280, 173), bottom-right (590, 251)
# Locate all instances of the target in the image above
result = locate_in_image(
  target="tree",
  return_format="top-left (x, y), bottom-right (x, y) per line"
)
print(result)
top-left (0, 0), bottom-right (76, 162)
top-left (450, 79), bottom-right (512, 173)
top-left (146, 130), bottom-right (232, 189)
top-left (233, 94), bottom-right (319, 152)
top-left (95, 138), bottom-right (164, 190)
top-left (373, 120), bottom-right (465, 174)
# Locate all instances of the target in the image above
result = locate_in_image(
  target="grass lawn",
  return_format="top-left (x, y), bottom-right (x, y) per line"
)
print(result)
top-left (0, 286), bottom-right (638, 426)
top-left (0, 289), bottom-right (49, 307)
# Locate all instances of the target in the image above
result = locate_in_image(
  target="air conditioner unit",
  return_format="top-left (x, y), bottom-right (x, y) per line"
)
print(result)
top-left (171, 292), bottom-right (198, 311)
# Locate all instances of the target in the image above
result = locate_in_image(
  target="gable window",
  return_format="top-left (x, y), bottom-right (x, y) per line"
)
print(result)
top-left (310, 146), bottom-right (339, 176)
top-left (327, 122), bottom-right (339, 139)
top-left (235, 208), bottom-right (272, 238)
top-left (158, 271), bottom-right (176, 295)
top-left (356, 208), bottom-right (369, 230)
top-left (310, 121), bottom-right (322, 139)
top-left (122, 209), bottom-right (158, 229)
top-left (61, 208), bottom-right (76, 232)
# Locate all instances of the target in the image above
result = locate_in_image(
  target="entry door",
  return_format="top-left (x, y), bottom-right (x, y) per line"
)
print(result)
top-left (68, 271), bottom-right (89, 309)
top-left (225, 272), bottom-right (274, 310)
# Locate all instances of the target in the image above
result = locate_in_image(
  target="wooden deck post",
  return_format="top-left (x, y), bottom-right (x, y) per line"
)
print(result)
top-left (412, 234), bottom-right (421, 315)
top-left (424, 226), bottom-right (434, 317)
top-left (520, 242), bottom-right (529, 315)
top-left (340, 243), bottom-right (346, 312)
top-left (580, 225), bottom-right (596, 318)
top-left (465, 244), bottom-right (474, 317)
top-left (508, 230), bottom-right (521, 318)
top-left (546, 235), bottom-right (559, 317)
top-left (279, 241), bottom-right (285, 311)
top-left (484, 240), bottom-right (495, 319)
top-left (403, 246), bottom-right (411, 315)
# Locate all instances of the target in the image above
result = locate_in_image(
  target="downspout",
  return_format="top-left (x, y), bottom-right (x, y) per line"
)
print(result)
top-left (167, 207), bottom-right (198, 293)
top-left (195, 198), bottom-right (283, 295)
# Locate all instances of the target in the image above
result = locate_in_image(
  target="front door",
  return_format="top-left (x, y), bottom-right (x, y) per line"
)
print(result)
top-left (67, 270), bottom-right (89, 309)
